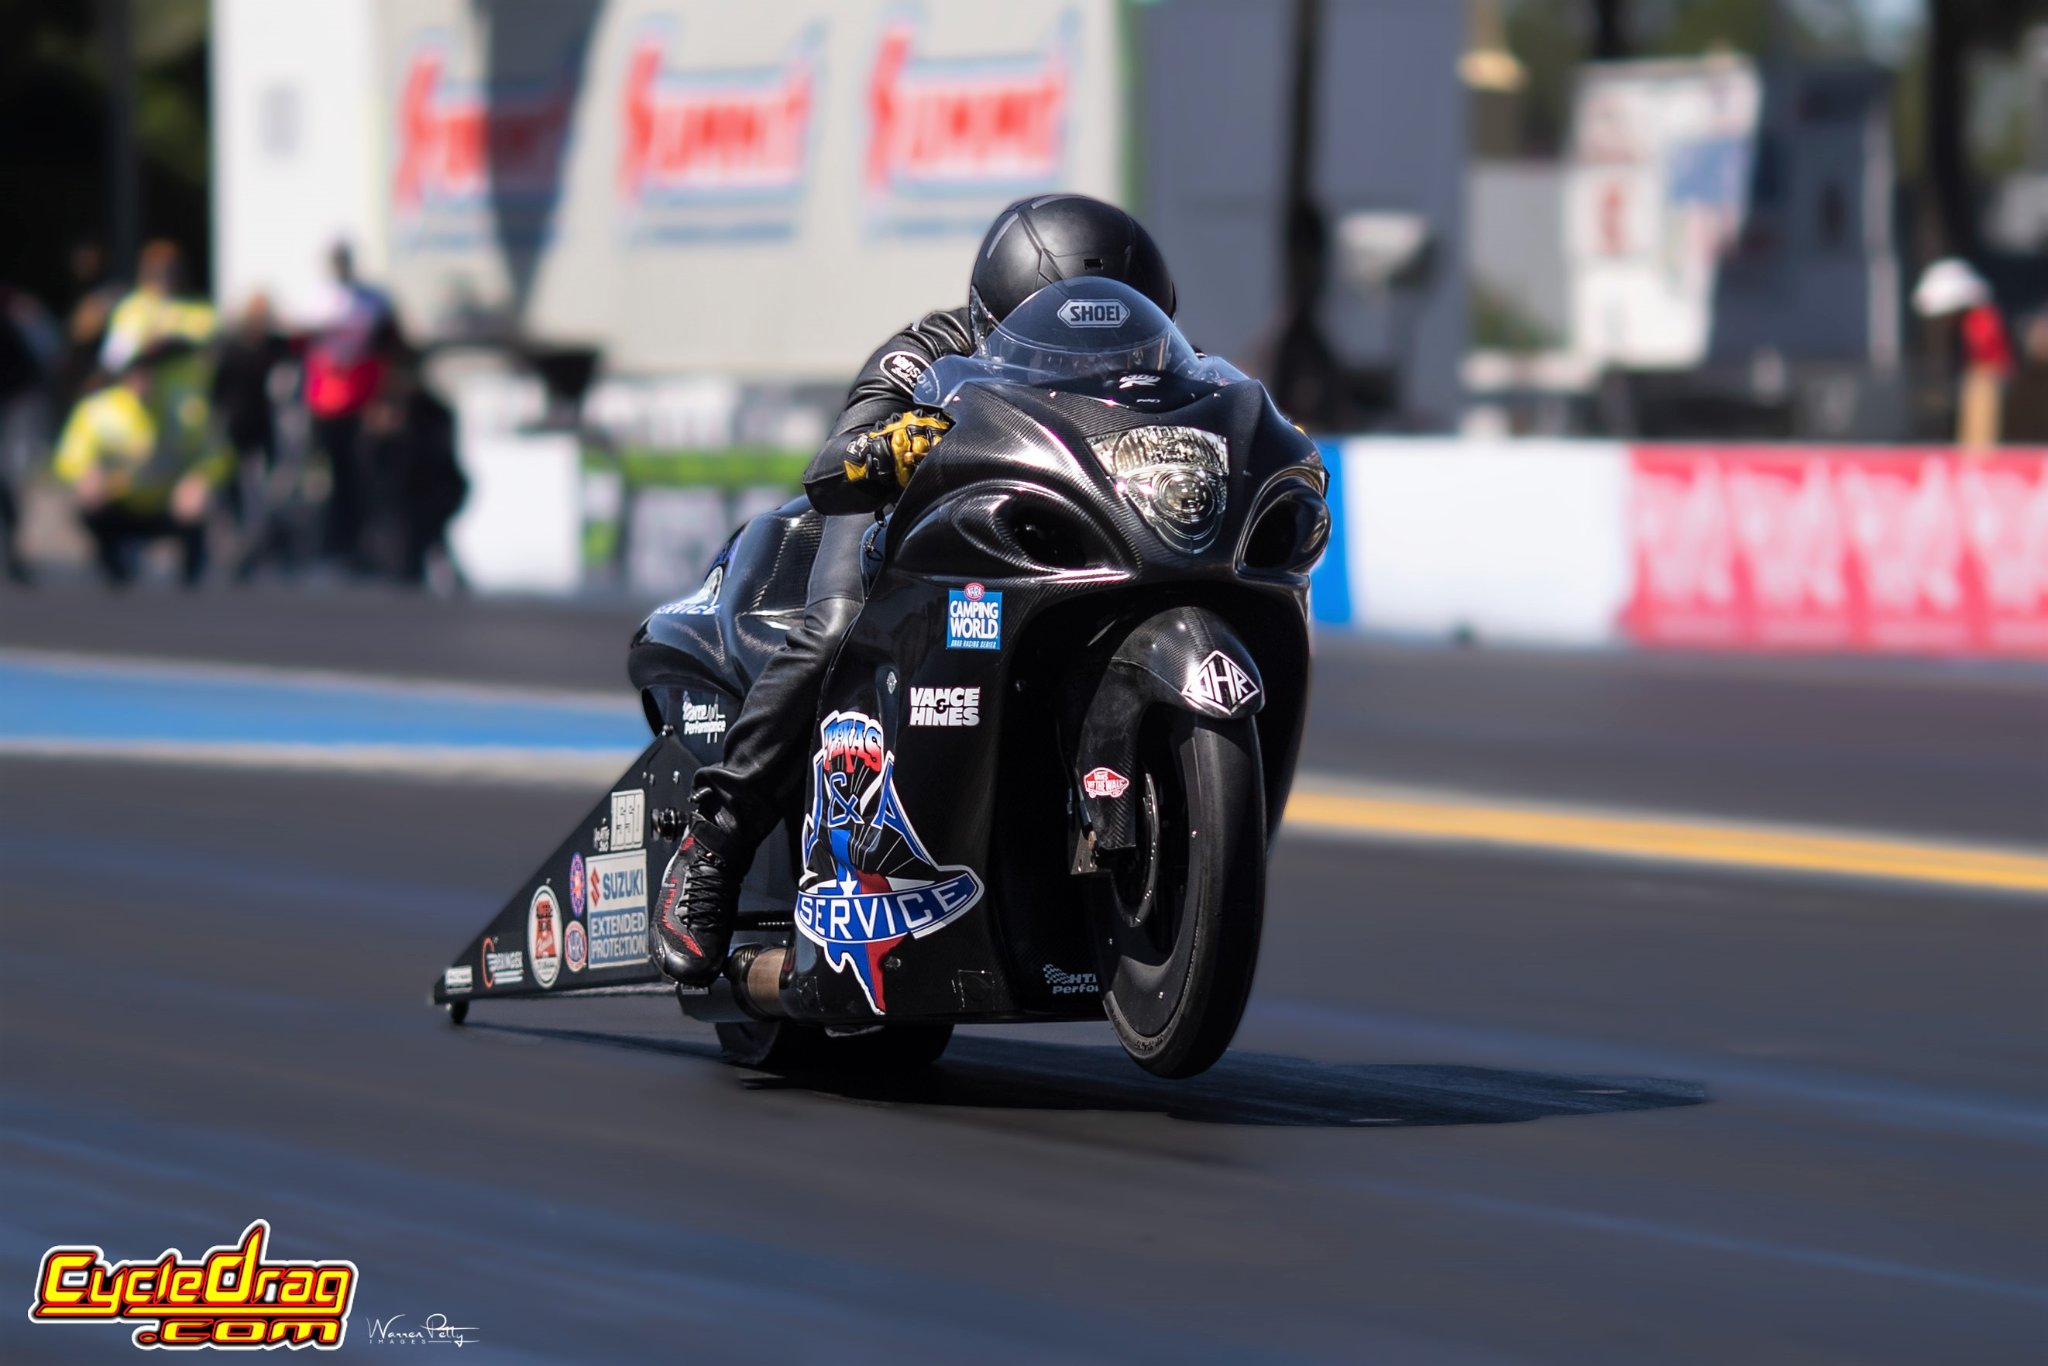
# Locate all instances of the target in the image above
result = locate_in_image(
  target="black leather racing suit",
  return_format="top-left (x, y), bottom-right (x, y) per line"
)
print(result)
top-left (687, 305), bottom-right (976, 860)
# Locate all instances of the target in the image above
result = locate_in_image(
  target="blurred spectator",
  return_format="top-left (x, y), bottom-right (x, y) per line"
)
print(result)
top-left (354, 352), bottom-right (467, 587)
top-left (55, 242), bottom-right (121, 408)
top-left (0, 285), bottom-right (59, 584)
top-left (1912, 258), bottom-right (2013, 450)
top-left (2007, 308), bottom-right (2048, 444)
top-left (212, 293), bottom-right (290, 513)
top-left (304, 243), bottom-right (398, 568)
top-left (52, 339), bottom-right (230, 587)
top-left (99, 240), bottom-right (217, 373)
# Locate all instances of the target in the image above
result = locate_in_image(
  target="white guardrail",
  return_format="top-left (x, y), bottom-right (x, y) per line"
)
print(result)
top-left (1310, 439), bottom-right (2048, 659)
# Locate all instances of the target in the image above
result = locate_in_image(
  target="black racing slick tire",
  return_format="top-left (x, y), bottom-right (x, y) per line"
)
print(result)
top-left (1090, 712), bottom-right (1265, 1079)
top-left (713, 1019), bottom-right (953, 1073)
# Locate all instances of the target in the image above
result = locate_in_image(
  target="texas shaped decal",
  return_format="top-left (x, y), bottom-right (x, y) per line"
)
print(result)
top-left (796, 710), bottom-right (983, 1013)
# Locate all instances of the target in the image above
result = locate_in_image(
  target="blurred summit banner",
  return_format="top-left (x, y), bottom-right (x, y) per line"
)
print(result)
top-left (389, 26), bottom-right (586, 252)
top-left (357, 0), bottom-right (1117, 378)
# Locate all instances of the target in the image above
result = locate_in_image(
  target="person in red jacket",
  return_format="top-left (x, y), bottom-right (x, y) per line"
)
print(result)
top-left (1913, 258), bottom-right (2012, 450)
top-left (304, 244), bottom-right (398, 564)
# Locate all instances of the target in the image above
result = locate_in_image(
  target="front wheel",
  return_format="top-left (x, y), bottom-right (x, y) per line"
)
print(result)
top-left (1087, 712), bottom-right (1265, 1079)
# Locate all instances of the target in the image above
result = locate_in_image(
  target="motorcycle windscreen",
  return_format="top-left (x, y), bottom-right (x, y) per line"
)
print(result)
top-left (914, 277), bottom-right (1250, 408)
top-left (430, 735), bottom-right (692, 1005)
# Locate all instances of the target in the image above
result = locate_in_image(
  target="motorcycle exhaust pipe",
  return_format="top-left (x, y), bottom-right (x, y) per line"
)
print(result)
top-left (726, 945), bottom-right (788, 1020)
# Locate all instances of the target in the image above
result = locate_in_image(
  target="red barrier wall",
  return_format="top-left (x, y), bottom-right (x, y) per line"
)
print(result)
top-left (1622, 447), bottom-right (2048, 657)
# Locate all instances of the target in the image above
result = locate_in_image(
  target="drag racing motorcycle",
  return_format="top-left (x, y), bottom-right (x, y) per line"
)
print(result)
top-left (433, 279), bottom-right (1328, 1078)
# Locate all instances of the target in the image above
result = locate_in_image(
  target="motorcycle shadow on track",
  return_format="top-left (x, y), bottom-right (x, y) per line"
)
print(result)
top-left (466, 1022), bottom-right (1707, 1129)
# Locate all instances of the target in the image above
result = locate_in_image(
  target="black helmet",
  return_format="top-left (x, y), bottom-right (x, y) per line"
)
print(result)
top-left (968, 194), bottom-right (1176, 343)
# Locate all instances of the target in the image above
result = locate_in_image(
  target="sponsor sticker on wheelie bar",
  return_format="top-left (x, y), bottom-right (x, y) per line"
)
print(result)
top-left (609, 789), bottom-right (646, 851)
top-left (946, 582), bottom-right (1002, 650)
top-left (480, 936), bottom-right (523, 989)
top-left (588, 787), bottom-right (646, 854)
top-left (527, 886), bottom-right (563, 989)
top-left (584, 851), bottom-right (650, 971)
top-left (29, 1219), bottom-right (358, 1349)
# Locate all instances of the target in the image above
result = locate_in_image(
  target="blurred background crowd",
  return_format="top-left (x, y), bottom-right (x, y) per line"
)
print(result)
top-left (0, 235), bottom-right (463, 588)
top-left (0, 0), bottom-right (2042, 606)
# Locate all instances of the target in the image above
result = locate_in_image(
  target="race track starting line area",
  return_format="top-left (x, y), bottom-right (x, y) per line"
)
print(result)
top-left (3, 650), bottom-right (2043, 898)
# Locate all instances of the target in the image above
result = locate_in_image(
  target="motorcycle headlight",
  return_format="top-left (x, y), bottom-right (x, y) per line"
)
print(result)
top-left (1088, 427), bottom-right (1230, 553)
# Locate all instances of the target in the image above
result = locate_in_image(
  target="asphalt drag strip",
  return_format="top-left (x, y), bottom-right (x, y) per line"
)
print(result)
top-left (2, 755), bottom-right (2042, 1363)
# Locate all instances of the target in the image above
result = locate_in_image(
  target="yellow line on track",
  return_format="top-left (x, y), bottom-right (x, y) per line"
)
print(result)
top-left (1282, 784), bottom-right (2048, 896)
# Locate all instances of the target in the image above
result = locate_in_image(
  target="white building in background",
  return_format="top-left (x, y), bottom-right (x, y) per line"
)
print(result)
top-left (212, 0), bottom-right (385, 323)
top-left (1565, 56), bottom-right (1899, 375)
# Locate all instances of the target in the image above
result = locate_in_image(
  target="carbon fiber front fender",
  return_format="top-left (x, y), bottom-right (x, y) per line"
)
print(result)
top-left (1074, 606), bottom-right (1265, 862)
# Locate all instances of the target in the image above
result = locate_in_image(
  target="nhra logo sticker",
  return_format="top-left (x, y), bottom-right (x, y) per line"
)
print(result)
top-left (946, 582), bottom-right (1002, 650)
top-left (1058, 298), bottom-right (1130, 329)
top-left (797, 711), bottom-right (984, 1013)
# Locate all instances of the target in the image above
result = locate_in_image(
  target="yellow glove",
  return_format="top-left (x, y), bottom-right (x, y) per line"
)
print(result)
top-left (842, 410), bottom-right (951, 488)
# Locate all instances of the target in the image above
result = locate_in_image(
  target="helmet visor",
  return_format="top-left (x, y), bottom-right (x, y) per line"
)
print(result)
top-left (976, 279), bottom-right (1195, 385)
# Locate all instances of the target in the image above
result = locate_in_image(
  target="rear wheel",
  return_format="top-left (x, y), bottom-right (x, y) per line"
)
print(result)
top-left (1088, 711), bottom-right (1265, 1078)
top-left (712, 1019), bottom-right (953, 1073)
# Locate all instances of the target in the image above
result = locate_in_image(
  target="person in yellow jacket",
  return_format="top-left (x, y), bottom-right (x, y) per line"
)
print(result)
top-left (98, 240), bottom-right (217, 374)
top-left (53, 338), bottom-right (230, 585)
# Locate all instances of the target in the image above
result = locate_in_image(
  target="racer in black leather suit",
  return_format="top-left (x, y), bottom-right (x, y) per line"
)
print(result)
top-left (652, 193), bottom-right (1178, 988)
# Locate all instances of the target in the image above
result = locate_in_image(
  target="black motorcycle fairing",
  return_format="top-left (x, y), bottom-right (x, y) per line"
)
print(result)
top-left (887, 378), bottom-right (1322, 586)
top-left (629, 496), bottom-right (820, 723)
top-left (770, 368), bottom-right (1320, 1026)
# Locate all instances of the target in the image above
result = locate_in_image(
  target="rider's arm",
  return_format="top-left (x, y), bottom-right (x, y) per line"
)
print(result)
top-left (803, 307), bottom-right (973, 516)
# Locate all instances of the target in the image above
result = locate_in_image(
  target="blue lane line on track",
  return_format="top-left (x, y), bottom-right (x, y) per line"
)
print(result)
top-left (0, 659), bottom-right (647, 750)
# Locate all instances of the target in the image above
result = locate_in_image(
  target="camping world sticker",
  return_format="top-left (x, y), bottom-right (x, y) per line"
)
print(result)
top-left (946, 582), bottom-right (1002, 650)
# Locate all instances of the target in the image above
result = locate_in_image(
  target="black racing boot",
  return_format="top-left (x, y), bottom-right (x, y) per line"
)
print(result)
top-left (650, 825), bottom-right (746, 988)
